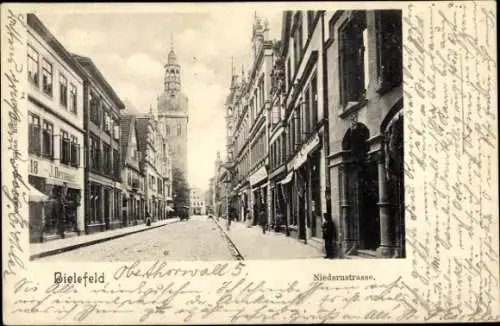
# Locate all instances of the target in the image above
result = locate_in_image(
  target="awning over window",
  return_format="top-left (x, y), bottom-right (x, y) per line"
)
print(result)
top-left (278, 171), bottom-right (293, 185)
top-left (29, 184), bottom-right (49, 202)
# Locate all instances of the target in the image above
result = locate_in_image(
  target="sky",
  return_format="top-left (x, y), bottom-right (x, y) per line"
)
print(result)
top-left (36, 9), bottom-right (282, 193)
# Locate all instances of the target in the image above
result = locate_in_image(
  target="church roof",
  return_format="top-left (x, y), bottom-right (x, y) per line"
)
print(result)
top-left (168, 49), bottom-right (177, 65)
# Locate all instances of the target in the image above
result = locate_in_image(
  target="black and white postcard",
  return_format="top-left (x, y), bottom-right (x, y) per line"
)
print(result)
top-left (1, 2), bottom-right (498, 324)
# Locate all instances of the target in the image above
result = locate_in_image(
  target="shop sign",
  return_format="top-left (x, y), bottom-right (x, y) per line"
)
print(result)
top-left (29, 158), bottom-right (80, 183)
top-left (249, 166), bottom-right (267, 185)
top-left (287, 134), bottom-right (320, 171)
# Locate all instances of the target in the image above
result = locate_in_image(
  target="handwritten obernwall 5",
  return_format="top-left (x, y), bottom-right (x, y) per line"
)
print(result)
top-left (1, 2), bottom-right (499, 325)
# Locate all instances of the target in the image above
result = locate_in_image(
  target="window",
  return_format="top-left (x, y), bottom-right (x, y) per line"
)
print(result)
top-left (42, 120), bottom-right (54, 159)
top-left (307, 11), bottom-right (316, 34)
top-left (69, 84), bottom-right (77, 114)
top-left (340, 12), bottom-right (366, 107)
top-left (103, 110), bottom-right (111, 134)
top-left (41, 58), bottom-right (53, 96)
top-left (166, 125), bottom-right (170, 135)
top-left (60, 130), bottom-right (70, 165)
top-left (177, 124), bottom-right (182, 136)
top-left (113, 120), bottom-right (120, 139)
top-left (70, 135), bottom-right (80, 167)
top-left (60, 74), bottom-right (68, 107)
top-left (89, 134), bottom-right (100, 172)
top-left (293, 13), bottom-right (303, 70)
top-left (311, 75), bottom-right (318, 128)
top-left (27, 45), bottom-right (39, 86)
top-left (103, 143), bottom-right (112, 175)
top-left (90, 92), bottom-right (100, 126)
top-left (375, 10), bottom-right (403, 91)
top-left (113, 149), bottom-right (120, 178)
top-left (304, 87), bottom-right (311, 137)
top-left (28, 113), bottom-right (41, 155)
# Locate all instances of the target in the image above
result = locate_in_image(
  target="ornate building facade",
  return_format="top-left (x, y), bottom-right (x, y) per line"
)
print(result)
top-left (27, 14), bottom-right (86, 242)
top-left (326, 10), bottom-right (404, 258)
top-left (157, 42), bottom-right (189, 209)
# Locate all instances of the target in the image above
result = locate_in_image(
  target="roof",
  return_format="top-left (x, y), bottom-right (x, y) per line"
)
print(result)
top-left (134, 117), bottom-right (152, 171)
top-left (72, 54), bottom-right (125, 111)
top-left (27, 14), bottom-right (87, 80)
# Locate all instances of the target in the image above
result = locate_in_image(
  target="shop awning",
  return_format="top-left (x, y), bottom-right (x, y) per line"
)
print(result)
top-left (29, 184), bottom-right (49, 202)
top-left (278, 171), bottom-right (294, 185)
top-left (45, 178), bottom-right (65, 186)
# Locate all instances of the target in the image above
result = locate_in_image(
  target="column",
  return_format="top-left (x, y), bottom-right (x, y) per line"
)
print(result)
top-left (338, 163), bottom-right (348, 257)
top-left (376, 151), bottom-right (396, 257)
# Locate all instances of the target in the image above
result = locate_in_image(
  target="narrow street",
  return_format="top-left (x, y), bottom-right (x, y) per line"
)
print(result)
top-left (37, 215), bottom-right (323, 262)
top-left (39, 216), bottom-right (236, 262)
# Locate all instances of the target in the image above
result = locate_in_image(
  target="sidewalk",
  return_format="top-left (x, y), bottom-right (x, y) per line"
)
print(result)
top-left (30, 218), bottom-right (180, 260)
top-left (215, 219), bottom-right (324, 260)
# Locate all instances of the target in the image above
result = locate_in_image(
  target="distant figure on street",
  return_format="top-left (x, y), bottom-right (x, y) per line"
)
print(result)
top-left (322, 213), bottom-right (335, 259)
top-left (55, 185), bottom-right (68, 238)
top-left (245, 209), bottom-right (251, 228)
top-left (145, 209), bottom-right (152, 226)
top-left (226, 207), bottom-right (234, 231)
top-left (258, 203), bottom-right (267, 234)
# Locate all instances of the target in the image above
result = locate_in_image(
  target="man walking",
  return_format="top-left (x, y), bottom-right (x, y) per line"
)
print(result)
top-left (322, 213), bottom-right (335, 259)
top-left (259, 203), bottom-right (267, 234)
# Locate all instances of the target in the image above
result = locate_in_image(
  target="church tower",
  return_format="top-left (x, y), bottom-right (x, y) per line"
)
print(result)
top-left (157, 36), bottom-right (189, 208)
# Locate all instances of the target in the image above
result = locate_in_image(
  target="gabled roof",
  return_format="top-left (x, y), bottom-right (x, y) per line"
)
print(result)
top-left (72, 54), bottom-right (125, 111)
top-left (134, 117), bottom-right (150, 171)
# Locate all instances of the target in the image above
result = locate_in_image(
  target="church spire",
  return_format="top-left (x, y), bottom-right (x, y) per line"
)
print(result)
top-left (164, 33), bottom-right (181, 93)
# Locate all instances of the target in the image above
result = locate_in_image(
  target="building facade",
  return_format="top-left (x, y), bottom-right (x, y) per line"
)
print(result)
top-left (27, 14), bottom-right (86, 243)
top-left (189, 188), bottom-right (206, 215)
top-left (74, 55), bottom-right (125, 234)
top-left (157, 42), bottom-right (189, 209)
top-left (278, 10), bottom-right (329, 245)
top-left (135, 109), bottom-right (173, 221)
top-left (228, 14), bottom-right (275, 226)
top-left (119, 114), bottom-right (146, 226)
top-left (326, 10), bottom-right (404, 258)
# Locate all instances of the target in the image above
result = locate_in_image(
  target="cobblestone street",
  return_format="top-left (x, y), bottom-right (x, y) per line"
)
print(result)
top-left (39, 216), bottom-right (236, 262)
top-left (37, 215), bottom-right (323, 262)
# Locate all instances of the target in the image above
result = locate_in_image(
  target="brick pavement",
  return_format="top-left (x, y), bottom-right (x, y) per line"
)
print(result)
top-left (36, 216), bottom-right (236, 262)
top-left (215, 218), bottom-right (324, 260)
top-left (30, 218), bottom-right (179, 260)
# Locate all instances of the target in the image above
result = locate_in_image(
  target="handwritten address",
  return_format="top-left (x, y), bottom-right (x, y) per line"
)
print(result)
top-left (2, 8), bottom-right (29, 281)
top-left (2, 2), bottom-right (499, 324)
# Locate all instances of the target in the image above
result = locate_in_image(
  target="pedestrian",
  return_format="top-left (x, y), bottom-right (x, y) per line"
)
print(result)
top-left (245, 209), bottom-right (251, 228)
top-left (145, 208), bottom-right (152, 226)
top-left (259, 203), bottom-right (267, 234)
top-left (55, 184), bottom-right (68, 238)
top-left (227, 207), bottom-right (233, 231)
top-left (322, 213), bottom-right (335, 259)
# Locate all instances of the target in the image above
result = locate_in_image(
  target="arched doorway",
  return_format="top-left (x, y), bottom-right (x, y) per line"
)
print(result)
top-left (342, 122), bottom-right (380, 252)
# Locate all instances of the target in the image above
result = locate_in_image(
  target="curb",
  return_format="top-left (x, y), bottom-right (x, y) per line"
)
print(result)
top-left (30, 219), bottom-right (181, 260)
top-left (211, 218), bottom-right (245, 260)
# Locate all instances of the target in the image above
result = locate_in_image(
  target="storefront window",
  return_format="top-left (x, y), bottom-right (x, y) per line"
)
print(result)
top-left (42, 120), bottom-right (54, 159)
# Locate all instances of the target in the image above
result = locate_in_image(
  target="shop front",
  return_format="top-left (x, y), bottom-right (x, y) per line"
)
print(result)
top-left (28, 157), bottom-right (84, 243)
top-left (249, 165), bottom-right (268, 226)
top-left (287, 134), bottom-right (323, 242)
